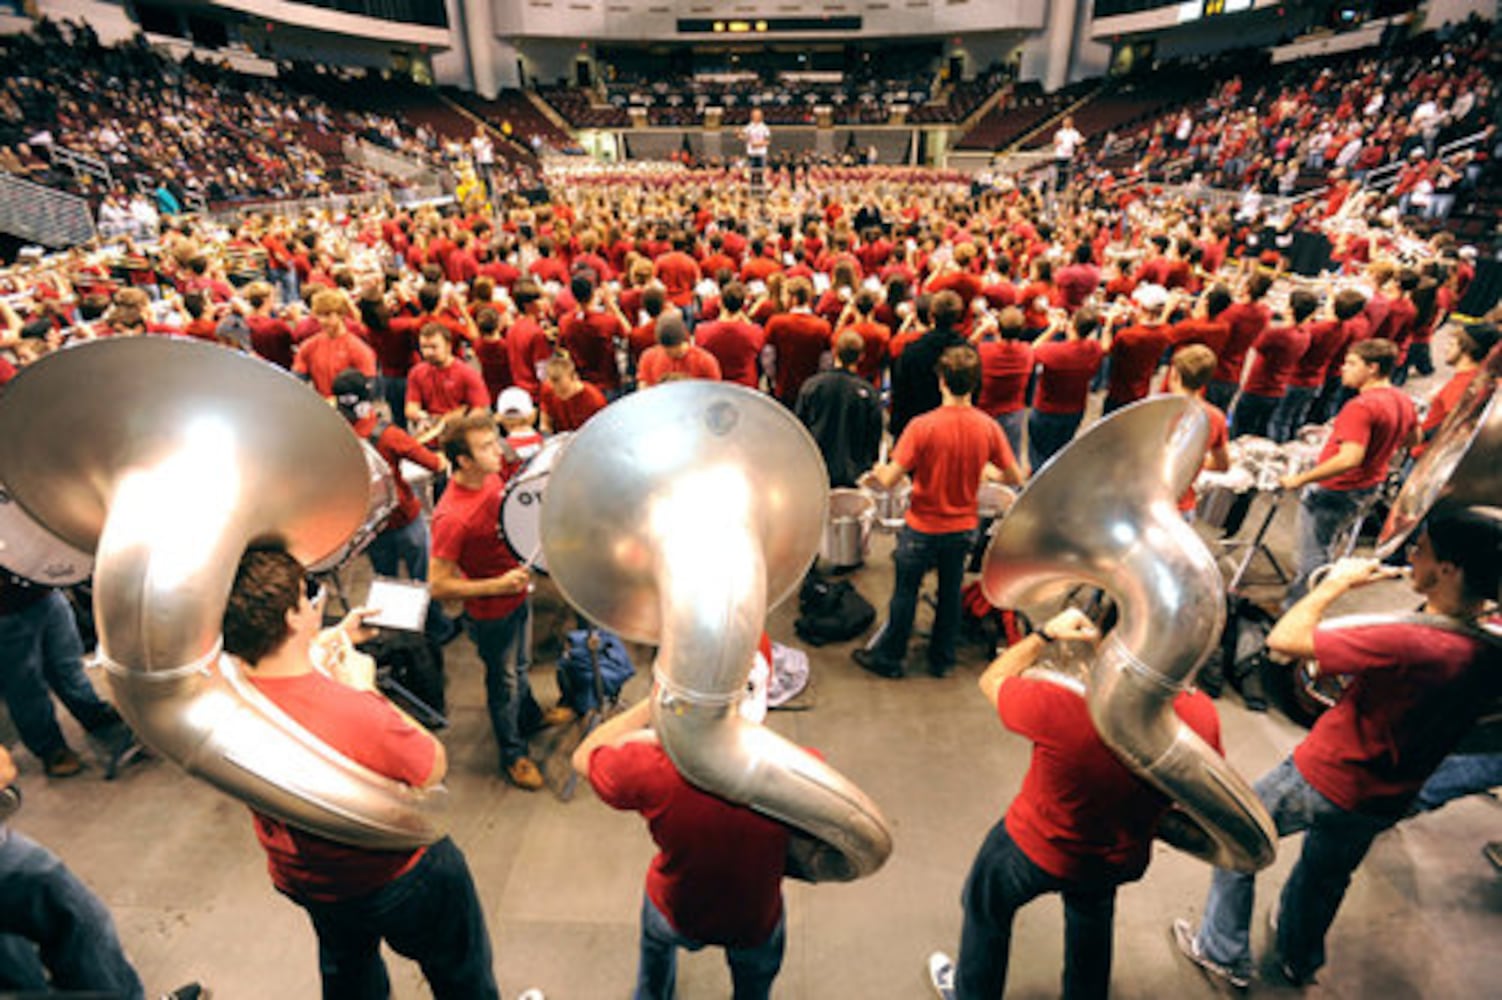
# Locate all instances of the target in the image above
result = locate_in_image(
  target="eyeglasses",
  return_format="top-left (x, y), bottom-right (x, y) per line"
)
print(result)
top-left (304, 576), bottom-right (324, 605)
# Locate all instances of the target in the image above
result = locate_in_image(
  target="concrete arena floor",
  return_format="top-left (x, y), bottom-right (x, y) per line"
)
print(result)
top-left (5, 364), bottom-right (1500, 999)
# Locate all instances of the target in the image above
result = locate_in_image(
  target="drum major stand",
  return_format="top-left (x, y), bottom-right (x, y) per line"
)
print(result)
top-left (1221, 489), bottom-right (1290, 592)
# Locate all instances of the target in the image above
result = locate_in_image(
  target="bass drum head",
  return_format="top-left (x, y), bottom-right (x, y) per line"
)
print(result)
top-left (0, 480), bottom-right (94, 586)
top-left (500, 433), bottom-right (572, 575)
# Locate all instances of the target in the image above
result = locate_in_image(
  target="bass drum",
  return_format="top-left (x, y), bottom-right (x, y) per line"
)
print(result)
top-left (0, 478), bottom-right (94, 585)
top-left (500, 433), bottom-right (572, 574)
top-left (305, 439), bottom-right (398, 574)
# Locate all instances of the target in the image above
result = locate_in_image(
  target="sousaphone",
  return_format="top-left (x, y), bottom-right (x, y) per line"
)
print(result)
top-left (0, 338), bottom-right (444, 848)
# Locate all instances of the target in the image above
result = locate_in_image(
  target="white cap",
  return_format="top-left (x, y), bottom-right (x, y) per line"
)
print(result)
top-left (496, 386), bottom-right (535, 417)
top-left (1132, 283), bottom-right (1169, 311)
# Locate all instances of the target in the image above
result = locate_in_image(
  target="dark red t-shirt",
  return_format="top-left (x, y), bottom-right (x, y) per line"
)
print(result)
top-left (893, 406), bottom-right (1015, 533)
top-left (1214, 301), bottom-right (1271, 383)
top-left (405, 360), bottom-right (490, 416)
top-left (248, 315), bottom-right (294, 369)
top-left (561, 310), bottom-right (625, 392)
top-left (474, 335), bottom-right (512, 404)
top-left (1414, 367), bottom-right (1479, 458)
top-left (637, 346), bottom-right (722, 386)
top-left (354, 414), bottom-right (443, 530)
top-left (765, 311), bottom-right (832, 403)
top-left (1242, 323), bottom-right (1310, 398)
top-left (247, 671), bottom-right (434, 902)
top-left (1170, 318), bottom-right (1230, 361)
top-left (1106, 324), bottom-right (1172, 405)
top-left (540, 380), bottom-right (607, 432)
top-left (1034, 338), bottom-right (1104, 414)
top-left (1319, 386), bottom-right (1416, 490)
top-left (695, 318), bottom-right (765, 388)
top-left (1298, 619), bottom-right (1499, 816)
top-left (430, 474), bottom-right (525, 621)
top-left (505, 316), bottom-right (551, 396)
top-left (1289, 320), bottom-right (1345, 389)
top-left (589, 740), bottom-right (789, 946)
top-left (1000, 675), bottom-right (1221, 881)
top-left (841, 320), bottom-right (891, 385)
top-left (1180, 399), bottom-right (1228, 512)
top-left (976, 340), bottom-right (1034, 416)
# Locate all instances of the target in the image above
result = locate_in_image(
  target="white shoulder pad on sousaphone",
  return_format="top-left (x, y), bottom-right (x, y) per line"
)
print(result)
top-left (0, 338), bottom-right (444, 849)
top-left (983, 396), bottom-right (1277, 873)
top-left (540, 381), bottom-right (893, 881)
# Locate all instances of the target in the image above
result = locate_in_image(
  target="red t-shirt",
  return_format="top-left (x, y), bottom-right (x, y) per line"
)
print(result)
top-left (589, 740), bottom-right (789, 946)
top-left (695, 318), bottom-right (765, 388)
top-left (1034, 338), bottom-right (1104, 414)
top-left (293, 333), bottom-right (377, 397)
top-left (505, 316), bottom-right (551, 396)
top-left (540, 381), bottom-right (607, 432)
top-left (561, 310), bottom-right (625, 392)
top-left (843, 320), bottom-right (891, 386)
top-left (1319, 386), bottom-right (1416, 491)
top-left (1297, 619), bottom-right (1499, 816)
top-left (1214, 301), bottom-right (1271, 383)
top-left (355, 415), bottom-right (443, 530)
top-left (474, 335), bottom-right (512, 404)
top-left (246, 671), bottom-right (434, 902)
top-left (893, 406), bottom-right (1015, 533)
top-left (248, 315), bottom-right (294, 369)
top-left (976, 340), bottom-right (1034, 416)
top-left (1289, 320), bottom-right (1345, 389)
top-left (1106, 324), bottom-right (1172, 405)
top-left (1180, 399), bottom-right (1228, 512)
top-left (999, 675), bottom-right (1221, 881)
top-left (405, 360), bottom-right (489, 416)
top-left (764, 311), bottom-right (832, 403)
top-left (637, 346), bottom-right (722, 387)
top-left (1169, 318), bottom-right (1230, 361)
top-left (1414, 368), bottom-right (1479, 458)
top-left (430, 474), bottom-right (525, 621)
top-left (1241, 323), bottom-right (1310, 398)
top-left (653, 252), bottom-right (701, 307)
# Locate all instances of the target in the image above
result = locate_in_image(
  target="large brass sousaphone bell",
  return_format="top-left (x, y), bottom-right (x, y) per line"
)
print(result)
top-left (541, 381), bottom-right (893, 881)
top-left (984, 397), bottom-right (1277, 872)
top-left (0, 338), bottom-right (444, 848)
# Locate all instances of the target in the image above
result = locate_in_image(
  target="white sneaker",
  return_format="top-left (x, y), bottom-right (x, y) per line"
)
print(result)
top-left (927, 951), bottom-right (956, 1000)
top-left (516, 990), bottom-right (545, 1000)
top-left (1171, 918), bottom-right (1250, 990)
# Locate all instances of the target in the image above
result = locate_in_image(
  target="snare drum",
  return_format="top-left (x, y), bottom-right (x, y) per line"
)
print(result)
top-left (863, 476), bottom-right (911, 533)
top-left (0, 480), bottom-right (94, 585)
top-left (976, 482), bottom-right (1017, 520)
top-left (306, 440), bottom-right (398, 573)
top-left (400, 459), bottom-right (436, 517)
top-left (500, 433), bottom-right (572, 574)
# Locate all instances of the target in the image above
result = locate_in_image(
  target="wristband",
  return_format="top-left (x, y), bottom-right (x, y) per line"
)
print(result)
top-left (1039, 626), bottom-right (1056, 643)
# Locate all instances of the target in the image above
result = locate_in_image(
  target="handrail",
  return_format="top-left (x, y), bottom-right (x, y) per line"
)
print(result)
top-left (1361, 128), bottom-right (1489, 191)
top-left (52, 145), bottom-right (111, 186)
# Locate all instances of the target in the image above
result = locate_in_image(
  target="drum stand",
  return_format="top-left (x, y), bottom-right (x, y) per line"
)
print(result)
top-left (1220, 489), bottom-right (1290, 591)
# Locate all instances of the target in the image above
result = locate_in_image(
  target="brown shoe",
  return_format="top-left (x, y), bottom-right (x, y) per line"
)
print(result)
top-left (44, 747), bottom-right (84, 778)
top-left (540, 705), bottom-right (577, 727)
top-left (505, 757), bottom-right (544, 790)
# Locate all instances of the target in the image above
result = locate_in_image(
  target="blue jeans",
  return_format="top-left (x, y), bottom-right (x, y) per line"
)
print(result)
top-left (1230, 391), bottom-right (1279, 439)
top-left (1028, 410), bottom-right (1082, 471)
top-left (635, 892), bottom-right (785, 1000)
top-left (1284, 485), bottom-right (1376, 607)
top-left (1412, 753), bottom-right (1502, 813)
top-left (375, 375), bottom-right (408, 430)
top-left (872, 525), bottom-right (974, 673)
top-left (0, 828), bottom-right (145, 997)
top-left (1195, 757), bottom-right (1390, 983)
top-left (469, 603), bottom-right (542, 766)
top-left (1268, 385), bottom-right (1318, 443)
top-left (996, 410), bottom-right (1027, 467)
top-left (956, 820), bottom-right (1118, 1000)
top-left (292, 836), bottom-right (499, 1000)
top-left (0, 591), bottom-right (120, 760)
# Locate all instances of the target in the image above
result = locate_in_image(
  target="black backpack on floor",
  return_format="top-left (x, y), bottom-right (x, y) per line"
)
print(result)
top-left (794, 572), bottom-right (876, 646)
top-left (360, 631), bottom-right (447, 730)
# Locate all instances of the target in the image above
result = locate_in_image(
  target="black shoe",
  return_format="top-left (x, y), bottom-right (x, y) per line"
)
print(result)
top-left (852, 647), bottom-right (902, 679)
top-left (927, 660), bottom-right (955, 679)
top-left (162, 982), bottom-right (207, 1000)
